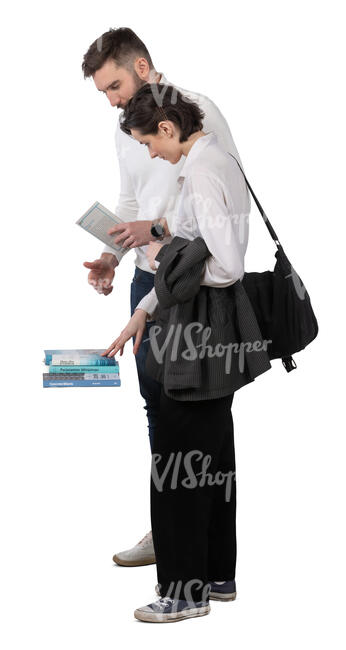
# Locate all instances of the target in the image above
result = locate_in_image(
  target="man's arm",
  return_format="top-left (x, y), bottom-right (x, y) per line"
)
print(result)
top-left (101, 123), bottom-right (140, 262)
top-left (83, 251), bottom-right (118, 295)
top-left (100, 252), bottom-right (119, 268)
top-left (84, 124), bottom-right (139, 293)
top-left (103, 125), bottom-right (171, 253)
top-left (107, 216), bottom-right (171, 251)
top-left (84, 127), bottom-right (130, 290)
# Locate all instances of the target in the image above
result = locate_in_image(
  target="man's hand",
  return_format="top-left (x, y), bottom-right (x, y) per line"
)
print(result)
top-left (146, 241), bottom-right (164, 271)
top-left (83, 253), bottom-right (118, 295)
top-left (108, 219), bottom-right (170, 249)
top-left (101, 309), bottom-right (148, 357)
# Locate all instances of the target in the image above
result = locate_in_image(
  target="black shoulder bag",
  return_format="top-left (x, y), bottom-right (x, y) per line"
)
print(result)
top-left (228, 153), bottom-right (319, 372)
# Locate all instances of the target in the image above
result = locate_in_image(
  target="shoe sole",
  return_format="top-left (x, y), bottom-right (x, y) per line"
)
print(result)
top-left (113, 554), bottom-right (156, 567)
top-left (209, 591), bottom-right (237, 601)
top-left (134, 605), bottom-right (210, 623)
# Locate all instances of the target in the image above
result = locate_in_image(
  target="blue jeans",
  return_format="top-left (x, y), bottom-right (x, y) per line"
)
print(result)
top-left (130, 266), bottom-right (162, 450)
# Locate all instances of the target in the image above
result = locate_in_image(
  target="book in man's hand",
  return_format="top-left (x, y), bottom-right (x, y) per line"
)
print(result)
top-left (76, 202), bottom-right (131, 255)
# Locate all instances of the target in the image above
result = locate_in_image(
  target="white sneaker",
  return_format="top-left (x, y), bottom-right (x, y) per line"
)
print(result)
top-left (112, 531), bottom-right (156, 567)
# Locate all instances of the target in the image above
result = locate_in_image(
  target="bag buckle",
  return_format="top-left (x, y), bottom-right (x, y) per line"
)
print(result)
top-left (282, 355), bottom-right (297, 372)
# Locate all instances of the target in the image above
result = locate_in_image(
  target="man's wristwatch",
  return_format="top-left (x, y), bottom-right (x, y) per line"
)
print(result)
top-left (150, 217), bottom-right (166, 241)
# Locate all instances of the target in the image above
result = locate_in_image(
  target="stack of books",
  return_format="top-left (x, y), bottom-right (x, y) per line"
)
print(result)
top-left (43, 349), bottom-right (121, 387)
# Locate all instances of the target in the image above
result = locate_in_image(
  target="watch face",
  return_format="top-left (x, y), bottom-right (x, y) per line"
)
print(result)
top-left (152, 223), bottom-right (164, 238)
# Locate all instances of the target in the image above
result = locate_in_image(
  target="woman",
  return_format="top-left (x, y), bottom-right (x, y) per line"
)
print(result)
top-left (103, 84), bottom-right (270, 623)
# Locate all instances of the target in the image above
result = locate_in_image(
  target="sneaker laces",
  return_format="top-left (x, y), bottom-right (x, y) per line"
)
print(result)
top-left (137, 531), bottom-right (152, 549)
top-left (154, 597), bottom-right (176, 612)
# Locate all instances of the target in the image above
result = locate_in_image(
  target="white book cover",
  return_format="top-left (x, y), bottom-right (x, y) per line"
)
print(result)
top-left (76, 201), bottom-right (130, 254)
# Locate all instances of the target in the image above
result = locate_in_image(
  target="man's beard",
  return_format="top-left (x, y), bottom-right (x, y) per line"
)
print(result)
top-left (120, 72), bottom-right (155, 109)
top-left (133, 73), bottom-right (147, 93)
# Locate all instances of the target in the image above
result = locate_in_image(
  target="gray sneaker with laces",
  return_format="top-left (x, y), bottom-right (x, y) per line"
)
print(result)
top-left (134, 597), bottom-right (210, 623)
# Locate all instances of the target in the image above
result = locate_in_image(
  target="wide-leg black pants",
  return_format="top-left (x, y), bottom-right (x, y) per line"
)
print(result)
top-left (150, 387), bottom-right (236, 603)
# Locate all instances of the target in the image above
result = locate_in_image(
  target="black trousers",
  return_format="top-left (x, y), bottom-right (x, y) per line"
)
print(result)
top-left (150, 386), bottom-right (236, 603)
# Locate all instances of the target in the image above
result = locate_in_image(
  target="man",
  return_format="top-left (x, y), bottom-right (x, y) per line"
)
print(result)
top-left (82, 26), bottom-right (246, 568)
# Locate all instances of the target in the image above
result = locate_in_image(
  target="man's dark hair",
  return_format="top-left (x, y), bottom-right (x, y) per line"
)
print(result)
top-left (120, 84), bottom-right (205, 143)
top-left (82, 27), bottom-right (154, 78)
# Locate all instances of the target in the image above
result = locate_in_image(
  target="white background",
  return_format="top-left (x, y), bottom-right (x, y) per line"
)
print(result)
top-left (1, 1), bottom-right (345, 647)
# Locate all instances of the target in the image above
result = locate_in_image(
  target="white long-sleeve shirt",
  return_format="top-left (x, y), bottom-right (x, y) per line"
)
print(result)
top-left (135, 131), bottom-right (251, 319)
top-left (103, 72), bottom-right (247, 273)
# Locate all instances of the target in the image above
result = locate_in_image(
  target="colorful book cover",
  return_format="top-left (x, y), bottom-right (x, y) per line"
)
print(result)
top-left (43, 376), bottom-right (121, 388)
top-left (49, 365), bottom-right (119, 374)
top-left (44, 349), bottom-right (117, 366)
top-left (44, 372), bottom-right (119, 380)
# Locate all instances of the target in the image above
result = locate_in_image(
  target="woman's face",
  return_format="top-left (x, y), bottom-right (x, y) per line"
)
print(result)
top-left (131, 124), bottom-right (183, 164)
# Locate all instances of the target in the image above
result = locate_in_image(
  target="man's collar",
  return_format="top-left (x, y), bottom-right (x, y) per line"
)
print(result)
top-left (157, 71), bottom-right (169, 84)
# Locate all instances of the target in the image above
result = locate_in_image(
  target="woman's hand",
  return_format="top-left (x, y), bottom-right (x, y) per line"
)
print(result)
top-left (146, 241), bottom-right (163, 271)
top-left (101, 309), bottom-right (148, 358)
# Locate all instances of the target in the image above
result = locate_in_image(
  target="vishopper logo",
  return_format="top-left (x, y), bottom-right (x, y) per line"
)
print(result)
top-left (285, 264), bottom-right (307, 301)
top-left (179, 192), bottom-right (250, 246)
top-left (145, 322), bottom-right (272, 374)
top-left (156, 580), bottom-right (211, 607)
top-left (145, 192), bottom-right (178, 217)
top-left (151, 450), bottom-right (236, 502)
top-left (149, 82), bottom-right (197, 108)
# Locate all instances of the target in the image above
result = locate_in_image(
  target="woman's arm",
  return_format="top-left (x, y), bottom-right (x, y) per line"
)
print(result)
top-left (135, 286), bottom-right (159, 322)
top-left (102, 308), bottom-right (148, 358)
top-left (184, 171), bottom-right (246, 285)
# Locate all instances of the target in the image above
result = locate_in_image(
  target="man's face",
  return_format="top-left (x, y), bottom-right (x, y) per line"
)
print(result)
top-left (93, 59), bottom-right (145, 109)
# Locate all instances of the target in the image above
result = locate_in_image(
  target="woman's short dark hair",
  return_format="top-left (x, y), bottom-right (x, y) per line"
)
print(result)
top-left (120, 84), bottom-right (205, 143)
